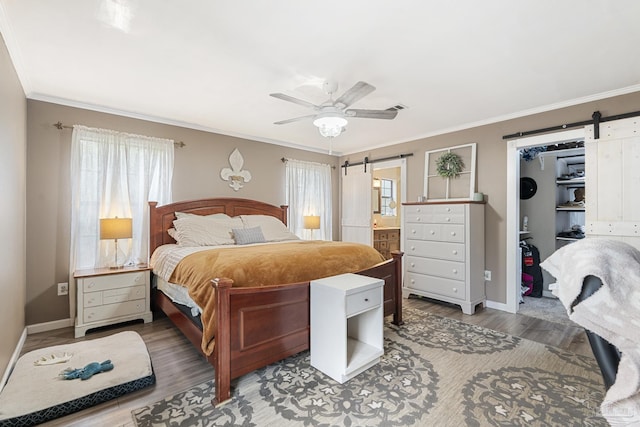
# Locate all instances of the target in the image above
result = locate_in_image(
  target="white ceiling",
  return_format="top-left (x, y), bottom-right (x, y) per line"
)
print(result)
top-left (1, 1), bottom-right (640, 155)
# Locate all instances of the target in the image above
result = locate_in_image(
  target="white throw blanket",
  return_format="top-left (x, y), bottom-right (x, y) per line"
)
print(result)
top-left (541, 238), bottom-right (640, 426)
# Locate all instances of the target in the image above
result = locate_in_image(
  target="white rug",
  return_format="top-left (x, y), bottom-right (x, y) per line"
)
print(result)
top-left (0, 331), bottom-right (155, 426)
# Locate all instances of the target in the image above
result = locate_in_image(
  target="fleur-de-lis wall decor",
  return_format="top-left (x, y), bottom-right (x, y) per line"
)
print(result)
top-left (220, 148), bottom-right (252, 191)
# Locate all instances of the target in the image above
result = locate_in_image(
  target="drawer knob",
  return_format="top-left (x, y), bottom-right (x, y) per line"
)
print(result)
top-left (411, 246), bottom-right (416, 251)
top-left (446, 217), bottom-right (451, 222)
top-left (453, 287), bottom-right (458, 293)
top-left (452, 250), bottom-right (458, 255)
top-left (410, 262), bottom-right (415, 267)
top-left (411, 229), bottom-right (416, 234)
top-left (446, 207), bottom-right (451, 212)
top-left (88, 282), bottom-right (94, 289)
top-left (410, 279), bottom-right (415, 284)
top-left (430, 230), bottom-right (435, 235)
top-left (452, 269), bottom-right (458, 274)
top-left (364, 298), bottom-right (369, 302)
top-left (135, 275), bottom-right (142, 283)
top-left (416, 217), bottom-right (422, 222)
top-left (451, 232), bottom-right (456, 236)
top-left (416, 208), bottom-right (421, 212)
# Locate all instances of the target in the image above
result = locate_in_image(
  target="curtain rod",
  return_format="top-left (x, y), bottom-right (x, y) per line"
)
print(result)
top-left (53, 121), bottom-right (186, 148)
top-left (502, 110), bottom-right (640, 140)
top-left (281, 157), bottom-right (336, 169)
top-left (341, 153), bottom-right (413, 175)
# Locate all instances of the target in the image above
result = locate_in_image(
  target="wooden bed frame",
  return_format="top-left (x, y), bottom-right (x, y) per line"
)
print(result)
top-left (149, 197), bottom-right (403, 405)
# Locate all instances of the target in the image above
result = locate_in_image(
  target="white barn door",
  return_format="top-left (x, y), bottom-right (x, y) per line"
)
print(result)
top-left (341, 165), bottom-right (372, 244)
top-left (585, 117), bottom-right (640, 249)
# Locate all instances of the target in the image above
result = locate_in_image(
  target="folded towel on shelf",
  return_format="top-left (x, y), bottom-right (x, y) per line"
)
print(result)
top-left (541, 238), bottom-right (640, 426)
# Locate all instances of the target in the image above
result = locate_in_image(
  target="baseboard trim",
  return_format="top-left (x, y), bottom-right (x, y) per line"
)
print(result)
top-left (486, 299), bottom-right (516, 314)
top-left (0, 327), bottom-right (27, 392)
top-left (27, 317), bottom-right (74, 335)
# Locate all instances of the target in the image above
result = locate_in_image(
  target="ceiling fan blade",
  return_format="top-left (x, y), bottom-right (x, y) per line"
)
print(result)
top-left (270, 93), bottom-right (321, 110)
top-left (345, 109), bottom-right (398, 120)
top-left (334, 81), bottom-right (376, 109)
top-left (274, 114), bottom-right (316, 125)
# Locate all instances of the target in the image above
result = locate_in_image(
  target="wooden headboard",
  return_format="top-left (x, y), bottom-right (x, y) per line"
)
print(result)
top-left (148, 197), bottom-right (289, 254)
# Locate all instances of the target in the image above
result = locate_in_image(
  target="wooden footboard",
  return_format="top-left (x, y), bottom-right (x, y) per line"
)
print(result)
top-left (211, 250), bottom-right (403, 405)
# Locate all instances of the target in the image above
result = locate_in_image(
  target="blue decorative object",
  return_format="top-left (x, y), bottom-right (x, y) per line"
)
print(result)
top-left (60, 360), bottom-right (114, 381)
top-left (520, 146), bottom-right (547, 161)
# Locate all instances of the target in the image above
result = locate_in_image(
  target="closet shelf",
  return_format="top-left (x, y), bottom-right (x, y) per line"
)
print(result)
top-left (556, 207), bottom-right (585, 211)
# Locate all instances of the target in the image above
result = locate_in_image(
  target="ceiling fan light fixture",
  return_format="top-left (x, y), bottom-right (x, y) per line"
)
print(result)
top-left (313, 115), bottom-right (348, 138)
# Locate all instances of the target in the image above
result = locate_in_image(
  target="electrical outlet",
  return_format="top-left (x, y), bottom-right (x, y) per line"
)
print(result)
top-left (484, 270), bottom-right (491, 281)
top-left (57, 282), bottom-right (69, 296)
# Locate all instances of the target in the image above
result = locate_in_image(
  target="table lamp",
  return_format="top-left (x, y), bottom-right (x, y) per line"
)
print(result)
top-left (303, 215), bottom-right (320, 240)
top-left (100, 217), bottom-right (132, 269)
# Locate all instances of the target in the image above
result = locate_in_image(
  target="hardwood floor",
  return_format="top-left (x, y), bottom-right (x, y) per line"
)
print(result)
top-left (17, 297), bottom-right (594, 427)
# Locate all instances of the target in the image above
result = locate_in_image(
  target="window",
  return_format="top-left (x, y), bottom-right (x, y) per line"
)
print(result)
top-left (285, 158), bottom-right (332, 240)
top-left (380, 178), bottom-right (397, 216)
top-left (70, 126), bottom-right (174, 270)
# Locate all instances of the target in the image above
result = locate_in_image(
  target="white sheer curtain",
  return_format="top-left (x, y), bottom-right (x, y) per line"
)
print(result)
top-left (285, 159), bottom-right (332, 240)
top-left (70, 125), bottom-right (174, 270)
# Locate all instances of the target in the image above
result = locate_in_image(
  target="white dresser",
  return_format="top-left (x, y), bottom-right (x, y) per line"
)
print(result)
top-left (402, 201), bottom-right (485, 314)
top-left (74, 267), bottom-right (153, 337)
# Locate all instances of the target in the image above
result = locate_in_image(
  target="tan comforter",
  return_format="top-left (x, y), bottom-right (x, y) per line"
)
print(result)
top-left (168, 240), bottom-right (386, 355)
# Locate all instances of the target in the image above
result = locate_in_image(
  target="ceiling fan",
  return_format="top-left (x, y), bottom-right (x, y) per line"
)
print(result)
top-left (270, 81), bottom-right (398, 138)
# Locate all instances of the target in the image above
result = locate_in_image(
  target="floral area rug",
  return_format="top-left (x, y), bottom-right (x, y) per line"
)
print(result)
top-left (132, 308), bottom-right (607, 426)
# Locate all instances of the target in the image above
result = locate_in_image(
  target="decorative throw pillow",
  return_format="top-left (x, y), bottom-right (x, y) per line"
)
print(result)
top-left (233, 226), bottom-right (266, 245)
top-left (239, 215), bottom-right (300, 242)
top-left (172, 215), bottom-right (243, 246)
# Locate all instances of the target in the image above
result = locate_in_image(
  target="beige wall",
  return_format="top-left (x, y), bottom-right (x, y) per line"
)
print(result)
top-left (26, 100), bottom-right (340, 324)
top-left (0, 33), bottom-right (27, 375)
top-left (23, 80), bottom-right (640, 321)
top-left (340, 90), bottom-right (640, 304)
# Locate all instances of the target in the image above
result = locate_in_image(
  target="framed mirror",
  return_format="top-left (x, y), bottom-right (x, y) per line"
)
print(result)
top-left (372, 188), bottom-right (380, 213)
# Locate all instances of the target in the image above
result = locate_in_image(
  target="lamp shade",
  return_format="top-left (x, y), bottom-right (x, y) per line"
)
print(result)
top-left (313, 114), bottom-right (347, 138)
top-left (100, 217), bottom-right (132, 240)
top-left (303, 215), bottom-right (320, 230)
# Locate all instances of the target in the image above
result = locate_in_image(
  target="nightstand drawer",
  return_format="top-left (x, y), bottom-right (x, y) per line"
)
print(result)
top-left (346, 287), bottom-right (381, 317)
top-left (83, 299), bottom-right (146, 323)
top-left (83, 285), bottom-right (146, 307)
top-left (82, 271), bottom-right (147, 293)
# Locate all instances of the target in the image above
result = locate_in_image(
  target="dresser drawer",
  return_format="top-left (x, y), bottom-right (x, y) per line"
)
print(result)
top-left (405, 205), bottom-right (465, 224)
top-left (406, 223), bottom-right (465, 243)
top-left (405, 240), bottom-right (465, 262)
top-left (406, 256), bottom-right (465, 281)
top-left (83, 299), bottom-right (146, 323)
top-left (83, 285), bottom-right (146, 307)
top-left (346, 287), bottom-right (381, 317)
top-left (404, 272), bottom-right (466, 300)
top-left (81, 271), bottom-right (148, 293)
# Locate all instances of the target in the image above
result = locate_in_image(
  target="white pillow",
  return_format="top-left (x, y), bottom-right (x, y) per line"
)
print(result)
top-left (172, 215), bottom-right (243, 246)
top-left (239, 215), bottom-right (299, 242)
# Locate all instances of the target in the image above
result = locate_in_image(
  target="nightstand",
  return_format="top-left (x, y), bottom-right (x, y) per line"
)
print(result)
top-left (310, 273), bottom-right (384, 383)
top-left (74, 266), bottom-right (152, 338)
